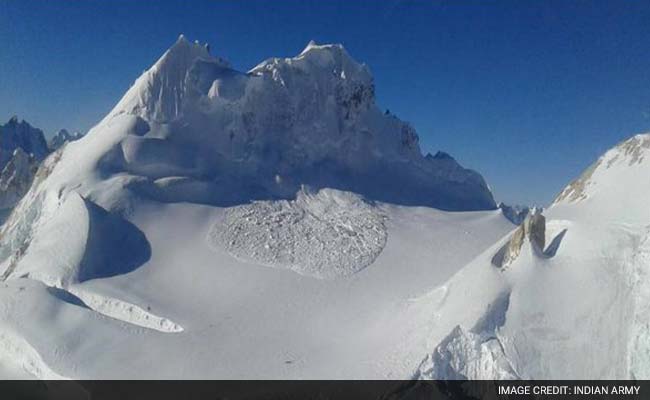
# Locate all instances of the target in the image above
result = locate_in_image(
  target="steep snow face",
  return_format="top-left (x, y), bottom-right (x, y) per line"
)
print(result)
top-left (553, 133), bottom-right (650, 223)
top-left (100, 36), bottom-right (495, 211)
top-left (109, 35), bottom-right (226, 123)
top-left (0, 117), bottom-right (49, 170)
top-left (48, 129), bottom-right (84, 151)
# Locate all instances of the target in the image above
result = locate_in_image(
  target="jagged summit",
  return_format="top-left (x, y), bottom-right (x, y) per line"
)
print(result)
top-left (96, 36), bottom-right (496, 210)
top-left (0, 117), bottom-right (49, 169)
top-left (0, 148), bottom-right (39, 212)
top-left (109, 35), bottom-right (229, 122)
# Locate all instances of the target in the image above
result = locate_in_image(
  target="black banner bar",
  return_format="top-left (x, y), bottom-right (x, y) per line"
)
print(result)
top-left (0, 380), bottom-right (645, 400)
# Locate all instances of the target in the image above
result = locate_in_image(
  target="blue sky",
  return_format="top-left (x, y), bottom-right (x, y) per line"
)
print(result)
top-left (2, 0), bottom-right (650, 206)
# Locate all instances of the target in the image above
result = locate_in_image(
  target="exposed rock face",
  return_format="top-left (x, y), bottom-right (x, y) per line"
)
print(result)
top-left (0, 149), bottom-right (39, 212)
top-left (491, 209), bottom-right (545, 269)
top-left (0, 118), bottom-right (51, 223)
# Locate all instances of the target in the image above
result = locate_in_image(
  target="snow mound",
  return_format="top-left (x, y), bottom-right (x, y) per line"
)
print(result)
top-left (209, 188), bottom-right (387, 279)
top-left (415, 292), bottom-right (519, 380)
top-left (5, 192), bottom-right (150, 287)
top-left (415, 326), bottom-right (518, 380)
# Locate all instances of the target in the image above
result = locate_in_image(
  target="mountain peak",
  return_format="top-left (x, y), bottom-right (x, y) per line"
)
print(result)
top-left (108, 36), bottom-right (229, 122)
top-left (95, 37), bottom-right (494, 211)
top-left (553, 132), bottom-right (650, 222)
top-left (0, 117), bottom-right (49, 172)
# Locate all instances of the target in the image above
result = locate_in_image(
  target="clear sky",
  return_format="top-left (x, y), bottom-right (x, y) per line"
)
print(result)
top-left (2, 0), bottom-right (650, 206)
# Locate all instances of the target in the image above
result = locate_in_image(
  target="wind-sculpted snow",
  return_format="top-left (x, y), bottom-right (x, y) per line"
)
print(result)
top-left (98, 35), bottom-right (496, 211)
top-left (415, 326), bottom-right (518, 380)
top-left (209, 189), bottom-right (387, 279)
top-left (3, 192), bottom-right (150, 286)
top-left (415, 292), bottom-right (519, 380)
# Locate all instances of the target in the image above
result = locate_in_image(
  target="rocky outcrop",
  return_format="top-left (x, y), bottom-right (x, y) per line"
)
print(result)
top-left (491, 209), bottom-right (545, 269)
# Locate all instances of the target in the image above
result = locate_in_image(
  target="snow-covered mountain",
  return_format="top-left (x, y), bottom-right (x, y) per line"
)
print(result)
top-left (48, 129), bottom-right (84, 151)
top-left (497, 202), bottom-right (530, 225)
top-left (98, 35), bottom-right (495, 211)
top-left (0, 35), bottom-right (647, 381)
top-left (0, 149), bottom-right (39, 211)
top-left (415, 133), bottom-right (650, 379)
top-left (0, 116), bottom-right (48, 169)
top-left (0, 36), bottom-right (507, 379)
top-left (0, 117), bottom-right (49, 222)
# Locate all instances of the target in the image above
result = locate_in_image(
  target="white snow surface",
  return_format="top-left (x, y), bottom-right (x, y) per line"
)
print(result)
top-left (415, 133), bottom-right (650, 379)
top-left (0, 199), bottom-right (512, 378)
top-left (1, 35), bottom-right (649, 380)
top-left (0, 36), bottom-right (507, 379)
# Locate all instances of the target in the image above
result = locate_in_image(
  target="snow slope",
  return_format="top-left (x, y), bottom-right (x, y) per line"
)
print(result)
top-left (2, 35), bottom-right (648, 381)
top-left (0, 36), bottom-right (510, 378)
top-left (0, 200), bottom-right (512, 378)
top-left (415, 133), bottom-right (650, 379)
